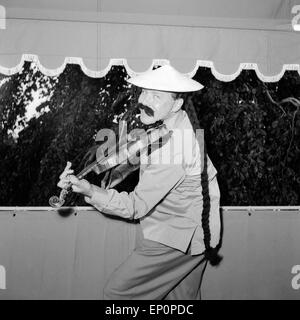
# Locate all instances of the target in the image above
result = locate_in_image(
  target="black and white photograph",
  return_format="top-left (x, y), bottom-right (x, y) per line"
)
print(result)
top-left (0, 0), bottom-right (299, 307)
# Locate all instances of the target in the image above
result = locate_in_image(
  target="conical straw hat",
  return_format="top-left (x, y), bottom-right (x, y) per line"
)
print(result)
top-left (127, 65), bottom-right (203, 92)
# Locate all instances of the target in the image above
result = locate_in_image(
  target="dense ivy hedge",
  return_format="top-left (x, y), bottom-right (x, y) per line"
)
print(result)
top-left (0, 63), bottom-right (299, 206)
top-left (192, 68), bottom-right (299, 205)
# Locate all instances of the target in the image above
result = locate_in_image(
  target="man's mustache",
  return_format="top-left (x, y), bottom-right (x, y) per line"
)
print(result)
top-left (137, 103), bottom-right (154, 117)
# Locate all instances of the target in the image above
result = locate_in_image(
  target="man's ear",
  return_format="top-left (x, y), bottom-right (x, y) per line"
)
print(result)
top-left (172, 98), bottom-right (184, 112)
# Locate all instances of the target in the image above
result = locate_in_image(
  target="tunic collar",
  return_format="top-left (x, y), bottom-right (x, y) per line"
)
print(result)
top-left (163, 109), bottom-right (186, 131)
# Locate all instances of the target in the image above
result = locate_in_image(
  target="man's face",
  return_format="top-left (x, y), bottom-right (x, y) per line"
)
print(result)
top-left (138, 89), bottom-right (179, 125)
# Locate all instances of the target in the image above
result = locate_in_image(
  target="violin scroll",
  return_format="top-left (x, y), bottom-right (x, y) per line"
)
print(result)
top-left (49, 186), bottom-right (70, 208)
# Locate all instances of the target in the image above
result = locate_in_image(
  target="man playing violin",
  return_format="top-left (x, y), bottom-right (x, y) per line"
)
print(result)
top-left (57, 65), bottom-right (221, 300)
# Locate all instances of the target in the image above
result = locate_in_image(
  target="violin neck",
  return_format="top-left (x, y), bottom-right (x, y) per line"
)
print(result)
top-left (76, 158), bottom-right (110, 180)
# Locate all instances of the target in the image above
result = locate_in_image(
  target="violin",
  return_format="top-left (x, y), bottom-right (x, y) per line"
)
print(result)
top-left (49, 123), bottom-right (173, 208)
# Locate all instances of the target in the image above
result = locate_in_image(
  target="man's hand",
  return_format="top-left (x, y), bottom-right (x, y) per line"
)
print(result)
top-left (57, 161), bottom-right (74, 189)
top-left (57, 162), bottom-right (93, 198)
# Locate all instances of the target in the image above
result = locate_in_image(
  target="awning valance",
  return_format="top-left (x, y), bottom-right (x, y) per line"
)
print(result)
top-left (0, 0), bottom-right (300, 81)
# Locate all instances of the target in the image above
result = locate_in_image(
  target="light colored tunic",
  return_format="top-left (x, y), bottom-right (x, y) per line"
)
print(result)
top-left (86, 109), bottom-right (221, 255)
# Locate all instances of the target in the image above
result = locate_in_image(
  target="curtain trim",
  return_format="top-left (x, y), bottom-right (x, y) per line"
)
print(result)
top-left (0, 54), bottom-right (300, 82)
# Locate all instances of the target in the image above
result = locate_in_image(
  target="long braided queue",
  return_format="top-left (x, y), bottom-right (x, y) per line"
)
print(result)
top-left (184, 96), bottom-right (222, 266)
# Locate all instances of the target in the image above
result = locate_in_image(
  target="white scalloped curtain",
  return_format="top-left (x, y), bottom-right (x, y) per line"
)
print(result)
top-left (0, 0), bottom-right (300, 81)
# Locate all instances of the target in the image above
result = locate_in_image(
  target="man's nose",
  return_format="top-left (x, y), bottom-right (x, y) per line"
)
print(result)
top-left (139, 91), bottom-right (152, 105)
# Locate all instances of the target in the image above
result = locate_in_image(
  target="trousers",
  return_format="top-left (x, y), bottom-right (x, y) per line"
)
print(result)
top-left (103, 238), bottom-right (208, 300)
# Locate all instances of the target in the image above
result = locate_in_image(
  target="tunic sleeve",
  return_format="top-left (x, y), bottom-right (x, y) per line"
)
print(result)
top-left (85, 162), bottom-right (185, 219)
